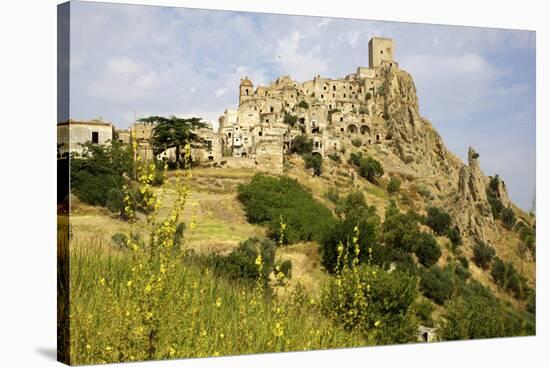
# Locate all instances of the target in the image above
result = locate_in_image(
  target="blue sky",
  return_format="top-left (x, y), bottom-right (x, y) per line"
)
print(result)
top-left (68, 1), bottom-right (536, 210)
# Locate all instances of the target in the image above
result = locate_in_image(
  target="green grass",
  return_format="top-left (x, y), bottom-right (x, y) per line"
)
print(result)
top-left (68, 243), bottom-right (368, 364)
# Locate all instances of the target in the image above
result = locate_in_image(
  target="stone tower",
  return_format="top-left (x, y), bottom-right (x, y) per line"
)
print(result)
top-left (239, 77), bottom-right (254, 105)
top-left (368, 37), bottom-right (394, 68)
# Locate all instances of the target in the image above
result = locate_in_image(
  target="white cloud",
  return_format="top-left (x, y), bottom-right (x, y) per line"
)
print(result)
top-left (274, 31), bottom-right (328, 81)
top-left (107, 57), bottom-right (141, 76)
top-left (348, 31), bottom-right (360, 48)
top-left (215, 88), bottom-right (227, 97)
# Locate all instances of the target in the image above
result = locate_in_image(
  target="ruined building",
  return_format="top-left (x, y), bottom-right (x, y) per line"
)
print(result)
top-left (216, 36), bottom-right (398, 173)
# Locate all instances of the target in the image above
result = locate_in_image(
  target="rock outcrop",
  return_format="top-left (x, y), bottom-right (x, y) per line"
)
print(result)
top-left (451, 147), bottom-right (496, 242)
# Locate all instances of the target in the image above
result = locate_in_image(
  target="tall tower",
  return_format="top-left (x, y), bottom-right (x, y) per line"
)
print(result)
top-left (368, 37), bottom-right (394, 68)
top-left (239, 77), bottom-right (253, 105)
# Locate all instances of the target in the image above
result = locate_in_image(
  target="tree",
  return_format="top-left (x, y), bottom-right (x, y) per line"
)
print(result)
top-left (419, 266), bottom-right (454, 304)
top-left (425, 206), bottom-right (452, 235)
top-left (303, 153), bottom-right (322, 176)
top-left (387, 177), bottom-right (401, 194)
top-left (290, 135), bottom-right (313, 155)
top-left (139, 115), bottom-right (207, 168)
top-left (472, 241), bottom-right (496, 269)
top-left (501, 207), bottom-right (517, 230)
top-left (321, 264), bottom-right (419, 344)
top-left (413, 232), bottom-right (442, 268)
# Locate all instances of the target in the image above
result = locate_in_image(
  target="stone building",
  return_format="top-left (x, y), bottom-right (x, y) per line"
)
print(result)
top-left (216, 37), bottom-right (398, 173)
top-left (57, 118), bottom-right (114, 156)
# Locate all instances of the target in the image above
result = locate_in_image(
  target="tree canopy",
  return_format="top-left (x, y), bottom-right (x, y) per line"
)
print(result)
top-left (138, 115), bottom-right (207, 166)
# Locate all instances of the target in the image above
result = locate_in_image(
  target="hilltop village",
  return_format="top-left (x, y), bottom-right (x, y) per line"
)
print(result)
top-left (58, 37), bottom-right (397, 174)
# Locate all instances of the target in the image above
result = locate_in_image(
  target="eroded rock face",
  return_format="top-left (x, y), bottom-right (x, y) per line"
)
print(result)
top-left (452, 147), bottom-right (495, 242)
top-left (380, 67), bottom-right (500, 243)
top-left (381, 68), bottom-right (463, 181)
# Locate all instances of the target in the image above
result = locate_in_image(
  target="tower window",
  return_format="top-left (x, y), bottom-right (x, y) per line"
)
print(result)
top-left (91, 132), bottom-right (99, 144)
top-left (246, 89), bottom-right (249, 95)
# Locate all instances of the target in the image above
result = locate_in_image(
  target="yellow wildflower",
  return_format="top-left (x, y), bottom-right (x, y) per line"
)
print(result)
top-left (215, 297), bottom-right (222, 308)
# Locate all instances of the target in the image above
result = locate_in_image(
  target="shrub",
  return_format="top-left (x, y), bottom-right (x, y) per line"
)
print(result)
top-left (321, 264), bottom-right (419, 344)
top-left (365, 92), bottom-right (372, 100)
top-left (237, 174), bottom-right (335, 244)
top-left (283, 112), bottom-right (298, 127)
top-left (71, 140), bottom-right (134, 211)
top-left (297, 100), bottom-right (309, 109)
top-left (387, 177), bottom-right (401, 194)
top-left (491, 257), bottom-right (529, 299)
top-left (419, 266), bottom-right (454, 304)
top-left (290, 135), bottom-right (313, 155)
top-left (414, 232), bottom-right (442, 268)
top-left (328, 153), bottom-right (341, 162)
top-left (403, 155), bottom-right (414, 164)
top-left (417, 185), bottom-right (431, 199)
top-left (445, 227), bottom-right (462, 248)
top-left (414, 298), bottom-right (435, 327)
top-left (350, 153), bottom-right (384, 183)
top-left (111, 233), bottom-right (129, 250)
top-left (501, 207), bottom-right (517, 230)
top-left (457, 255), bottom-right (469, 268)
top-left (322, 192), bottom-right (380, 273)
top-left (274, 259), bottom-right (293, 282)
top-left (441, 294), bottom-right (507, 340)
top-left (472, 241), bottom-right (496, 269)
top-left (209, 238), bottom-right (276, 286)
top-left (351, 138), bottom-right (362, 147)
top-left (425, 206), bottom-right (452, 235)
top-left (303, 153), bottom-right (322, 176)
top-left (358, 106), bottom-right (369, 114)
top-left (106, 187), bottom-right (125, 214)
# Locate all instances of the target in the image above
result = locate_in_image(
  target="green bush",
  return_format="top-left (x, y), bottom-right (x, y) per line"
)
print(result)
top-left (416, 185), bottom-right (432, 199)
top-left (413, 232), bottom-right (442, 268)
top-left (351, 138), bottom-right (362, 147)
top-left (71, 141), bottom-right (132, 207)
top-left (328, 153), bottom-right (341, 162)
top-left (322, 192), bottom-right (380, 273)
top-left (491, 257), bottom-right (529, 299)
top-left (111, 233), bottom-right (129, 250)
top-left (425, 206), bottom-right (452, 235)
top-left (321, 264), bottom-right (419, 344)
top-left (290, 135), bottom-right (313, 155)
top-left (106, 187), bottom-right (125, 214)
top-left (208, 238), bottom-right (276, 286)
top-left (350, 153), bottom-right (384, 183)
top-left (365, 92), bottom-right (372, 100)
top-left (275, 259), bottom-right (293, 281)
top-left (414, 298), bottom-right (435, 327)
top-left (472, 241), bottom-right (496, 269)
top-left (441, 294), bottom-right (508, 340)
top-left (283, 112), bottom-right (298, 127)
top-left (303, 153), bottom-right (322, 176)
top-left (445, 227), bottom-right (463, 248)
top-left (501, 207), bottom-right (517, 230)
top-left (237, 174), bottom-right (335, 244)
top-left (387, 177), bottom-right (401, 194)
top-left (297, 100), bottom-right (309, 109)
top-left (419, 266), bottom-right (454, 304)
top-left (457, 255), bottom-right (469, 268)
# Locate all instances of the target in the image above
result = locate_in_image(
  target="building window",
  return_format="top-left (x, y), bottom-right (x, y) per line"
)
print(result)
top-left (259, 131), bottom-right (263, 136)
top-left (92, 132), bottom-right (99, 144)
top-left (333, 85), bottom-right (336, 91)
top-left (321, 94), bottom-right (324, 99)
top-left (206, 140), bottom-right (213, 150)
top-left (270, 106), bottom-right (274, 112)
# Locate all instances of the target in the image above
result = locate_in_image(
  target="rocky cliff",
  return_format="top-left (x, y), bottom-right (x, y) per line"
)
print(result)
top-left (377, 66), bottom-right (516, 244)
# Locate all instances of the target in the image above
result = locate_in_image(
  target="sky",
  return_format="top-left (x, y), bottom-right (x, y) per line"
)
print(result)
top-left (67, 1), bottom-right (536, 210)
